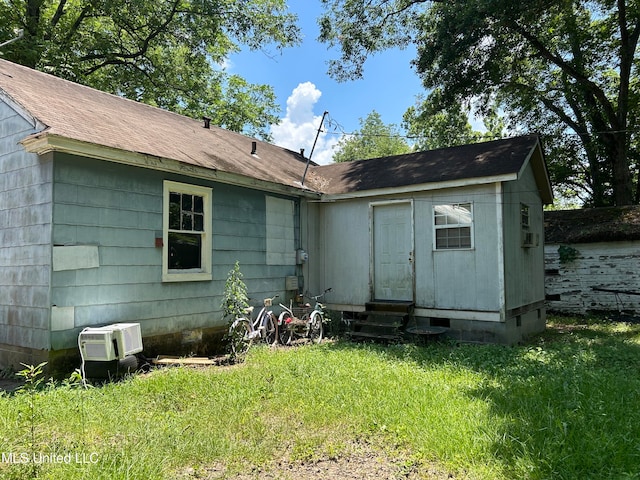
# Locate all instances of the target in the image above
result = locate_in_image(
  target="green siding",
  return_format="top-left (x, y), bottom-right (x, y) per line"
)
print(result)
top-left (0, 101), bottom-right (51, 358)
top-left (50, 154), bottom-right (299, 350)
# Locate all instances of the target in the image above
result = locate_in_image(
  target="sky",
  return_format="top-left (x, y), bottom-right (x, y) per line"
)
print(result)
top-left (227, 0), bottom-right (425, 165)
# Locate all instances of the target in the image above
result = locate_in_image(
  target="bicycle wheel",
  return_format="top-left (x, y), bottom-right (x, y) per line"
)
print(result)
top-left (278, 312), bottom-right (293, 345)
top-left (309, 312), bottom-right (323, 344)
top-left (263, 313), bottom-right (278, 345)
top-left (228, 318), bottom-right (252, 357)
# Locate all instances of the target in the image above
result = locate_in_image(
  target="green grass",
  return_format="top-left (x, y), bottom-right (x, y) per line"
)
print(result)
top-left (1, 315), bottom-right (640, 479)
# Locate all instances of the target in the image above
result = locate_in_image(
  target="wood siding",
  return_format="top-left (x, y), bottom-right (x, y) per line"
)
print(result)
top-left (502, 162), bottom-right (546, 311)
top-left (0, 101), bottom-right (52, 357)
top-left (313, 184), bottom-right (504, 315)
top-left (545, 241), bottom-right (640, 315)
top-left (50, 154), bottom-right (299, 351)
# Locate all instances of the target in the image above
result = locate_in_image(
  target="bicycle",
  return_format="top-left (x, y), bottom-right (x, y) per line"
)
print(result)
top-left (277, 288), bottom-right (331, 345)
top-left (228, 295), bottom-right (278, 356)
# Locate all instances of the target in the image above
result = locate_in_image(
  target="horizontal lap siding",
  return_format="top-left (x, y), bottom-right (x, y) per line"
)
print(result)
top-left (545, 242), bottom-right (640, 314)
top-left (0, 101), bottom-right (52, 354)
top-left (50, 155), bottom-right (298, 350)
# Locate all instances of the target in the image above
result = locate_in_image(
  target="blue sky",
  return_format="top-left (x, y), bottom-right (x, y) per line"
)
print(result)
top-left (227, 0), bottom-right (425, 164)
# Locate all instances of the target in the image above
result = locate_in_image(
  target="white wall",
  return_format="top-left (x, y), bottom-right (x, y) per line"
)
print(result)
top-left (313, 184), bottom-right (504, 315)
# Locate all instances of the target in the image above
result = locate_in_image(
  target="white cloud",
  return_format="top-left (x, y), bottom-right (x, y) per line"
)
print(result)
top-left (270, 82), bottom-right (340, 165)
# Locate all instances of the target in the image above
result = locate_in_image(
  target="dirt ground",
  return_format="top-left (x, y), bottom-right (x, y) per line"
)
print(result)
top-left (176, 442), bottom-right (455, 480)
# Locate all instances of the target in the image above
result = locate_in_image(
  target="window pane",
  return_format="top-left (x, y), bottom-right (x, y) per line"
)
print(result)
top-left (168, 233), bottom-right (202, 269)
top-left (434, 204), bottom-right (471, 225)
top-left (194, 195), bottom-right (204, 214)
top-left (436, 227), bottom-right (472, 249)
top-left (182, 213), bottom-right (193, 231)
top-left (459, 227), bottom-right (471, 248)
top-left (169, 193), bottom-right (181, 230)
top-left (193, 213), bottom-right (204, 232)
top-left (183, 194), bottom-right (193, 211)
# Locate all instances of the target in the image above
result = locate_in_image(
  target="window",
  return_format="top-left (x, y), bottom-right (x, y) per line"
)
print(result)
top-left (520, 203), bottom-right (536, 247)
top-left (163, 181), bottom-right (212, 282)
top-left (433, 203), bottom-right (473, 250)
top-left (521, 204), bottom-right (530, 229)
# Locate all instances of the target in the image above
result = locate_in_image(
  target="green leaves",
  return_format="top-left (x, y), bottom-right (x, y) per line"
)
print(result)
top-left (0, 0), bottom-right (301, 138)
top-left (320, 0), bottom-right (640, 205)
top-left (332, 110), bottom-right (411, 162)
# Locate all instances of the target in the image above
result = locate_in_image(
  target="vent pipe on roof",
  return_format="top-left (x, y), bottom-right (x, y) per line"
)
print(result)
top-left (202, 117), bottom-right (211, 129)
top-left (300, 148), bottom-right (305, 157)
top-left (251, 141), bottom-right (257, 155)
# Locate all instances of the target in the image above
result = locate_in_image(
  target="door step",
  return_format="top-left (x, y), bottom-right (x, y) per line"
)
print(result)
top-left (348, 302), bottom-right (414, 342)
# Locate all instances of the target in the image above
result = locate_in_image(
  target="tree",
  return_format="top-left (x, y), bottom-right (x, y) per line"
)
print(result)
top-left (332, 110), bottom-right (411, 162)
top-left (0, 0), bottom-right (301, 139)
top-left (402, 90), bottom-right (506, 151)
top-left (319, 0), bottom-right (640, 206)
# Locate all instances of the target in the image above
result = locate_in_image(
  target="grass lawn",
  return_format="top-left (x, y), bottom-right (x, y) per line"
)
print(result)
top-left (1, 315), bottom-right (639, 479)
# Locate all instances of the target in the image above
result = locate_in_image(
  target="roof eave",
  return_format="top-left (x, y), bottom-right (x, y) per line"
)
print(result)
top-left (21, 133), bottom-right (322, 199)
top-left (317, 173), bottom-right (519, 201)
top-left (0, 89), bottom-right (46, 131)
top-left (517, 138), bottom-right (554, 205)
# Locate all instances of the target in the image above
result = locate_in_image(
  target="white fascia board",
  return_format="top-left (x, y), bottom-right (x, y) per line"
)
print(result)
top-left (21, 133), bottom-right (321, 199)
top-left (318, 174), bottom-right (518, 202)
top-left (0, 90), bottom-right (46, 130)
top-left (517, 139), bottom-right (554, 204)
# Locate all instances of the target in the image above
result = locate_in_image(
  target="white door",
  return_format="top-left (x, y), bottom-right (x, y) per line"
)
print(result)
top-left (372, 202), bottom-right (414, 301)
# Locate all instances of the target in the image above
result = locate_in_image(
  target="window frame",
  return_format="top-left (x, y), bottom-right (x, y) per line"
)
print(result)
top-left (433, 202), bottom-right (474, 251)
top-left (162, 180), bottom-right (212, 282)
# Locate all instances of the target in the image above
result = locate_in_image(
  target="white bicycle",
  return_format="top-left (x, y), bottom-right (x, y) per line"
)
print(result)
top-left (228, 295), bottom-right (278, 356)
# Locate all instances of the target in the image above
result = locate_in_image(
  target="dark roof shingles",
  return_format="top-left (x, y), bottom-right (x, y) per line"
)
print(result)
top-left (307, 136), bottom-right (539, 194)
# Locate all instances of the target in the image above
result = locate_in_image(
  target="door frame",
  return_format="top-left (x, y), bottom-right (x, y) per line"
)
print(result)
top-left (369, 199), bottom-right (415, 301)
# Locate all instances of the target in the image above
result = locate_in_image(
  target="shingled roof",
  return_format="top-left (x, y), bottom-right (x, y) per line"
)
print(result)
top-left (1, 60), bottom-right (553, 202)
top-left (305, 135), bottom-right (553, 202)
top-left (545, 206), bottom-right (640, 244)
top-left (0, 59), bottom-right (311, 190)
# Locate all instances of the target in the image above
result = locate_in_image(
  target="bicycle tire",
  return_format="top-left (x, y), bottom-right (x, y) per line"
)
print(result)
top-left (229, 318), bottom-right (252, 356)
top-left (263, 313), bottom-right (278, 345)
top-left (309, 312), bottom-right (323, 344)
top-left (278, 312), bottom-right (293, 345)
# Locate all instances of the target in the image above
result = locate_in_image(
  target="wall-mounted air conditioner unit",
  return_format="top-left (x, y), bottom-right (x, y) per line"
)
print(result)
top-left (78, 323), bottom-right (143, 361)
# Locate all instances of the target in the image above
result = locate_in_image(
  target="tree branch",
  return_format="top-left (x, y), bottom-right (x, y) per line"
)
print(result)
top-left (505, 19), bottom-right (618, 129)
top-left (81, 0), bottom-right (181, 74)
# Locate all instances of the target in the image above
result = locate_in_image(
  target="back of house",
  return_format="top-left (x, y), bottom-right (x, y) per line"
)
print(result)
top-left (0, 59), bottom-right (554, 373)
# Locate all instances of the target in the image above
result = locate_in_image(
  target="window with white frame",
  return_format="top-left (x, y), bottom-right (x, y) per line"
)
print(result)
top-left (163, 181), bottom-right (212, 282)
top-left (433, 203), bottom-right (473, 250)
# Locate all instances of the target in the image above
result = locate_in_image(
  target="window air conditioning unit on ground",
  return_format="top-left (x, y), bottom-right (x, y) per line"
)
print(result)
top-left (78, 323), bottom-right (143, 362)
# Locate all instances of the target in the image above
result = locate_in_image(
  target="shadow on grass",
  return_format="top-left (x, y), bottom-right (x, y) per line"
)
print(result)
top-left (324, 320), bottom-right (640, 479)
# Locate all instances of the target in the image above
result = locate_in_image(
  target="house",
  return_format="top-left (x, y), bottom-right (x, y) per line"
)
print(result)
top-left (0, 60), bottom-right (553, 371)
top-left (304, 136), bottom-right (553, 344)
top-left (544, 206), bottom-right (640, 316)
top-left (0, 59), bottom-right (319, 371)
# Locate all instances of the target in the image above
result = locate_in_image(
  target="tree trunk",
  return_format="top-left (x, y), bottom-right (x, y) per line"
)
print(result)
top-left (611, 133), bottom-right (634, 205)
